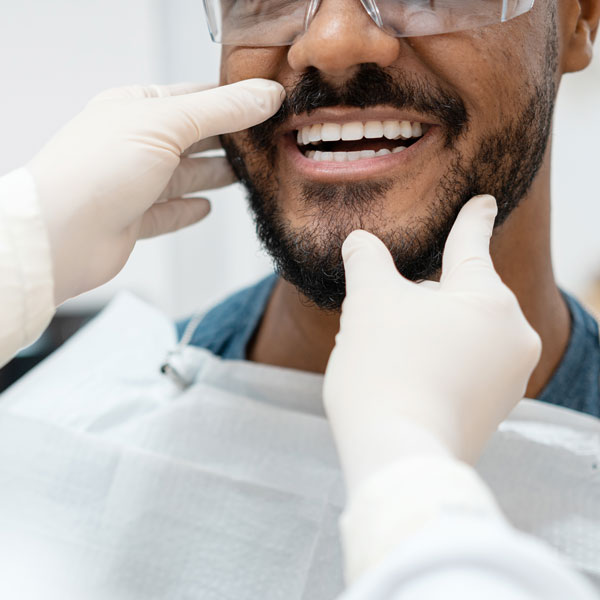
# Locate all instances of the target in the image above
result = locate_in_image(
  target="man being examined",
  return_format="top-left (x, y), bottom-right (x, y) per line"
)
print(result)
top-left (184, 0), bottom-right (600, 418)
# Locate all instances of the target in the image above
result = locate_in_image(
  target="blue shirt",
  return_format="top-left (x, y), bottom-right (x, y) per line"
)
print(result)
top-left (177, 275), bottom-right (600, 418)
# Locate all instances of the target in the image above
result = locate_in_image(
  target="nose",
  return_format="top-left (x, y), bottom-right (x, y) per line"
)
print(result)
top-left (287, 0), bottom-right (402, 77)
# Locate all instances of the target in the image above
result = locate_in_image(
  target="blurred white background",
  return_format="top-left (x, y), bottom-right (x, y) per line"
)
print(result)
top-left (1, 0), bottom-right (599, 319)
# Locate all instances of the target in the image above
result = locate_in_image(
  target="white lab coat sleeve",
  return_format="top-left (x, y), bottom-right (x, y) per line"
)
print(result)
top-left (0, 168), bottom-right (55, 369)
top-left (338, 457), bottom-right (597, 600)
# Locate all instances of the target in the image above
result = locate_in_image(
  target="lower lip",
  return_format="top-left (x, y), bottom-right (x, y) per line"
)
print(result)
top-left (282, 126), bottom-right (439, 182)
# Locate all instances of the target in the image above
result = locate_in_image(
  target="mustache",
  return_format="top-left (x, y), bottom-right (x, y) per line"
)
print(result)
top-left (248, 64), bottom-right (469, 151)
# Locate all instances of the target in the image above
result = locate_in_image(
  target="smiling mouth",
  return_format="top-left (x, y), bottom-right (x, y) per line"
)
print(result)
top-left (295, 119), bottom-right (430, 162)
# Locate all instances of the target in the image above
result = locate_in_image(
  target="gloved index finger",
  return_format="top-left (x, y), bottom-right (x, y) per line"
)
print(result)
top-left (145, 82), bottom-right (216, 98)
top-left (342, 230), bottom-right (411, 296)
top-left (165, 79), bottom-right (285, 149)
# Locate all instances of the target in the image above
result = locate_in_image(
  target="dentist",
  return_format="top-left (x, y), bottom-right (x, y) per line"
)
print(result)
top-left (0, 79), bottom-right (284, 368)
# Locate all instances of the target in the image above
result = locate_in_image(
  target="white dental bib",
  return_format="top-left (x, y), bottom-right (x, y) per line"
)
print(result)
top-left (0, 293), bottom-right (598, 599)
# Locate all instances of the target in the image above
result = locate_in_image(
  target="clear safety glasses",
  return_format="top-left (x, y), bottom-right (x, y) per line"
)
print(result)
top-left (202, 0), bottom-right (535, 46)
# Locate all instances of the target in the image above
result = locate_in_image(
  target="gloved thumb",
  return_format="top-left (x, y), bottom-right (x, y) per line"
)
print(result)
top-left (441, 194), bottom-right (500, 292)
top-left (342, 230), bottom-right (408, 295)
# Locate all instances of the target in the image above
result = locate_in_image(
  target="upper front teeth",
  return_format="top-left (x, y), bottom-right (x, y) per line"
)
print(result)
top-left (297, 120), bottom-right (424, 146)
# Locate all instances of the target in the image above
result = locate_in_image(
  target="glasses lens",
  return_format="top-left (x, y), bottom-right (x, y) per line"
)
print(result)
top-left (203, 0), bottom-right (308, 45)
top-left (373, 0), bottom-right (534, 37)
top-left (203, 0), bottom-right (535, 45)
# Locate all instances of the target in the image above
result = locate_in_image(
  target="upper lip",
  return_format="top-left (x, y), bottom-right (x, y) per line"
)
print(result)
top-left (285, 106), bottom-right (438, 135)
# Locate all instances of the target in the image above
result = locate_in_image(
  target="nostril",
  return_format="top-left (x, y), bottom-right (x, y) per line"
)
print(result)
top-left (287, 23), bottom-right (400, 74)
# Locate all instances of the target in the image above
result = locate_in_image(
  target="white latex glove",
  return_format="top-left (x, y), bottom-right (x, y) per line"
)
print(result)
top-left (323, 194), bottom-right (542, 495)
top-left (27, 79), bottom-right (284, 305)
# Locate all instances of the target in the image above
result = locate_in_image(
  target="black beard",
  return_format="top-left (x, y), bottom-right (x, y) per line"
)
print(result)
top-left (222, 37), bottom-right (557, 312)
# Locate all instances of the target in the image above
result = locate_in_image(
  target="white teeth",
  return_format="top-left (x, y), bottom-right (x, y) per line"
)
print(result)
top-left (364, 121), bottom-right (384, 139)
top-left (341, 122), bottom-right (364, 141)
top-left (302, 127), bottom-right (312, 145)
top-left (383, 121), bottom-right (402, 140)
top-left (321, 123), bottom-right (341, 142)
top-left (298, 119), bottom-right (425, 146)
top-left (306, 146), bottom-right (403, 161)
top-left (308, 123), bottom-right (322, 143)
top-left (399, 121), bottom-right (412, 139)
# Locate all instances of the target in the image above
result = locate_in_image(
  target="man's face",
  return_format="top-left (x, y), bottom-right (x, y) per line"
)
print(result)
top-left (220, 0), bottom-right (558, 310)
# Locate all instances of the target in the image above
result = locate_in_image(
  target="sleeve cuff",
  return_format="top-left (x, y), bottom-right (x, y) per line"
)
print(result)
top-left (340, 455), bottom-right (504, 583)
top-left (0, 168), bottom-right (55, 366)
top-left (338, 511), bottom-right (597, 600)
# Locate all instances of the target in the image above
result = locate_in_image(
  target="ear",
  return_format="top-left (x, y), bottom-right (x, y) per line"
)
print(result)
top-left (562, 0), bottom-right (600, 73)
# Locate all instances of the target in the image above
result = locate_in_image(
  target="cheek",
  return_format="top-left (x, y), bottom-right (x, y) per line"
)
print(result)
top-left (410, 19), bottom-right (547, 128)
top-left (220, 47), bottom-right (287, 85)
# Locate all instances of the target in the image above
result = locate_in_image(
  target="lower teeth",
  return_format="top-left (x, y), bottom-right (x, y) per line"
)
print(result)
top-left (306, 146), bottom-right (406, 162)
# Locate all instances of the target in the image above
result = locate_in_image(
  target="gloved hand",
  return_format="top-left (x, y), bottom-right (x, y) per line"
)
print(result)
top-left (27, 79), bottom-right (284, 305)
top-left (323, 195), bottom-right (542, 496)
